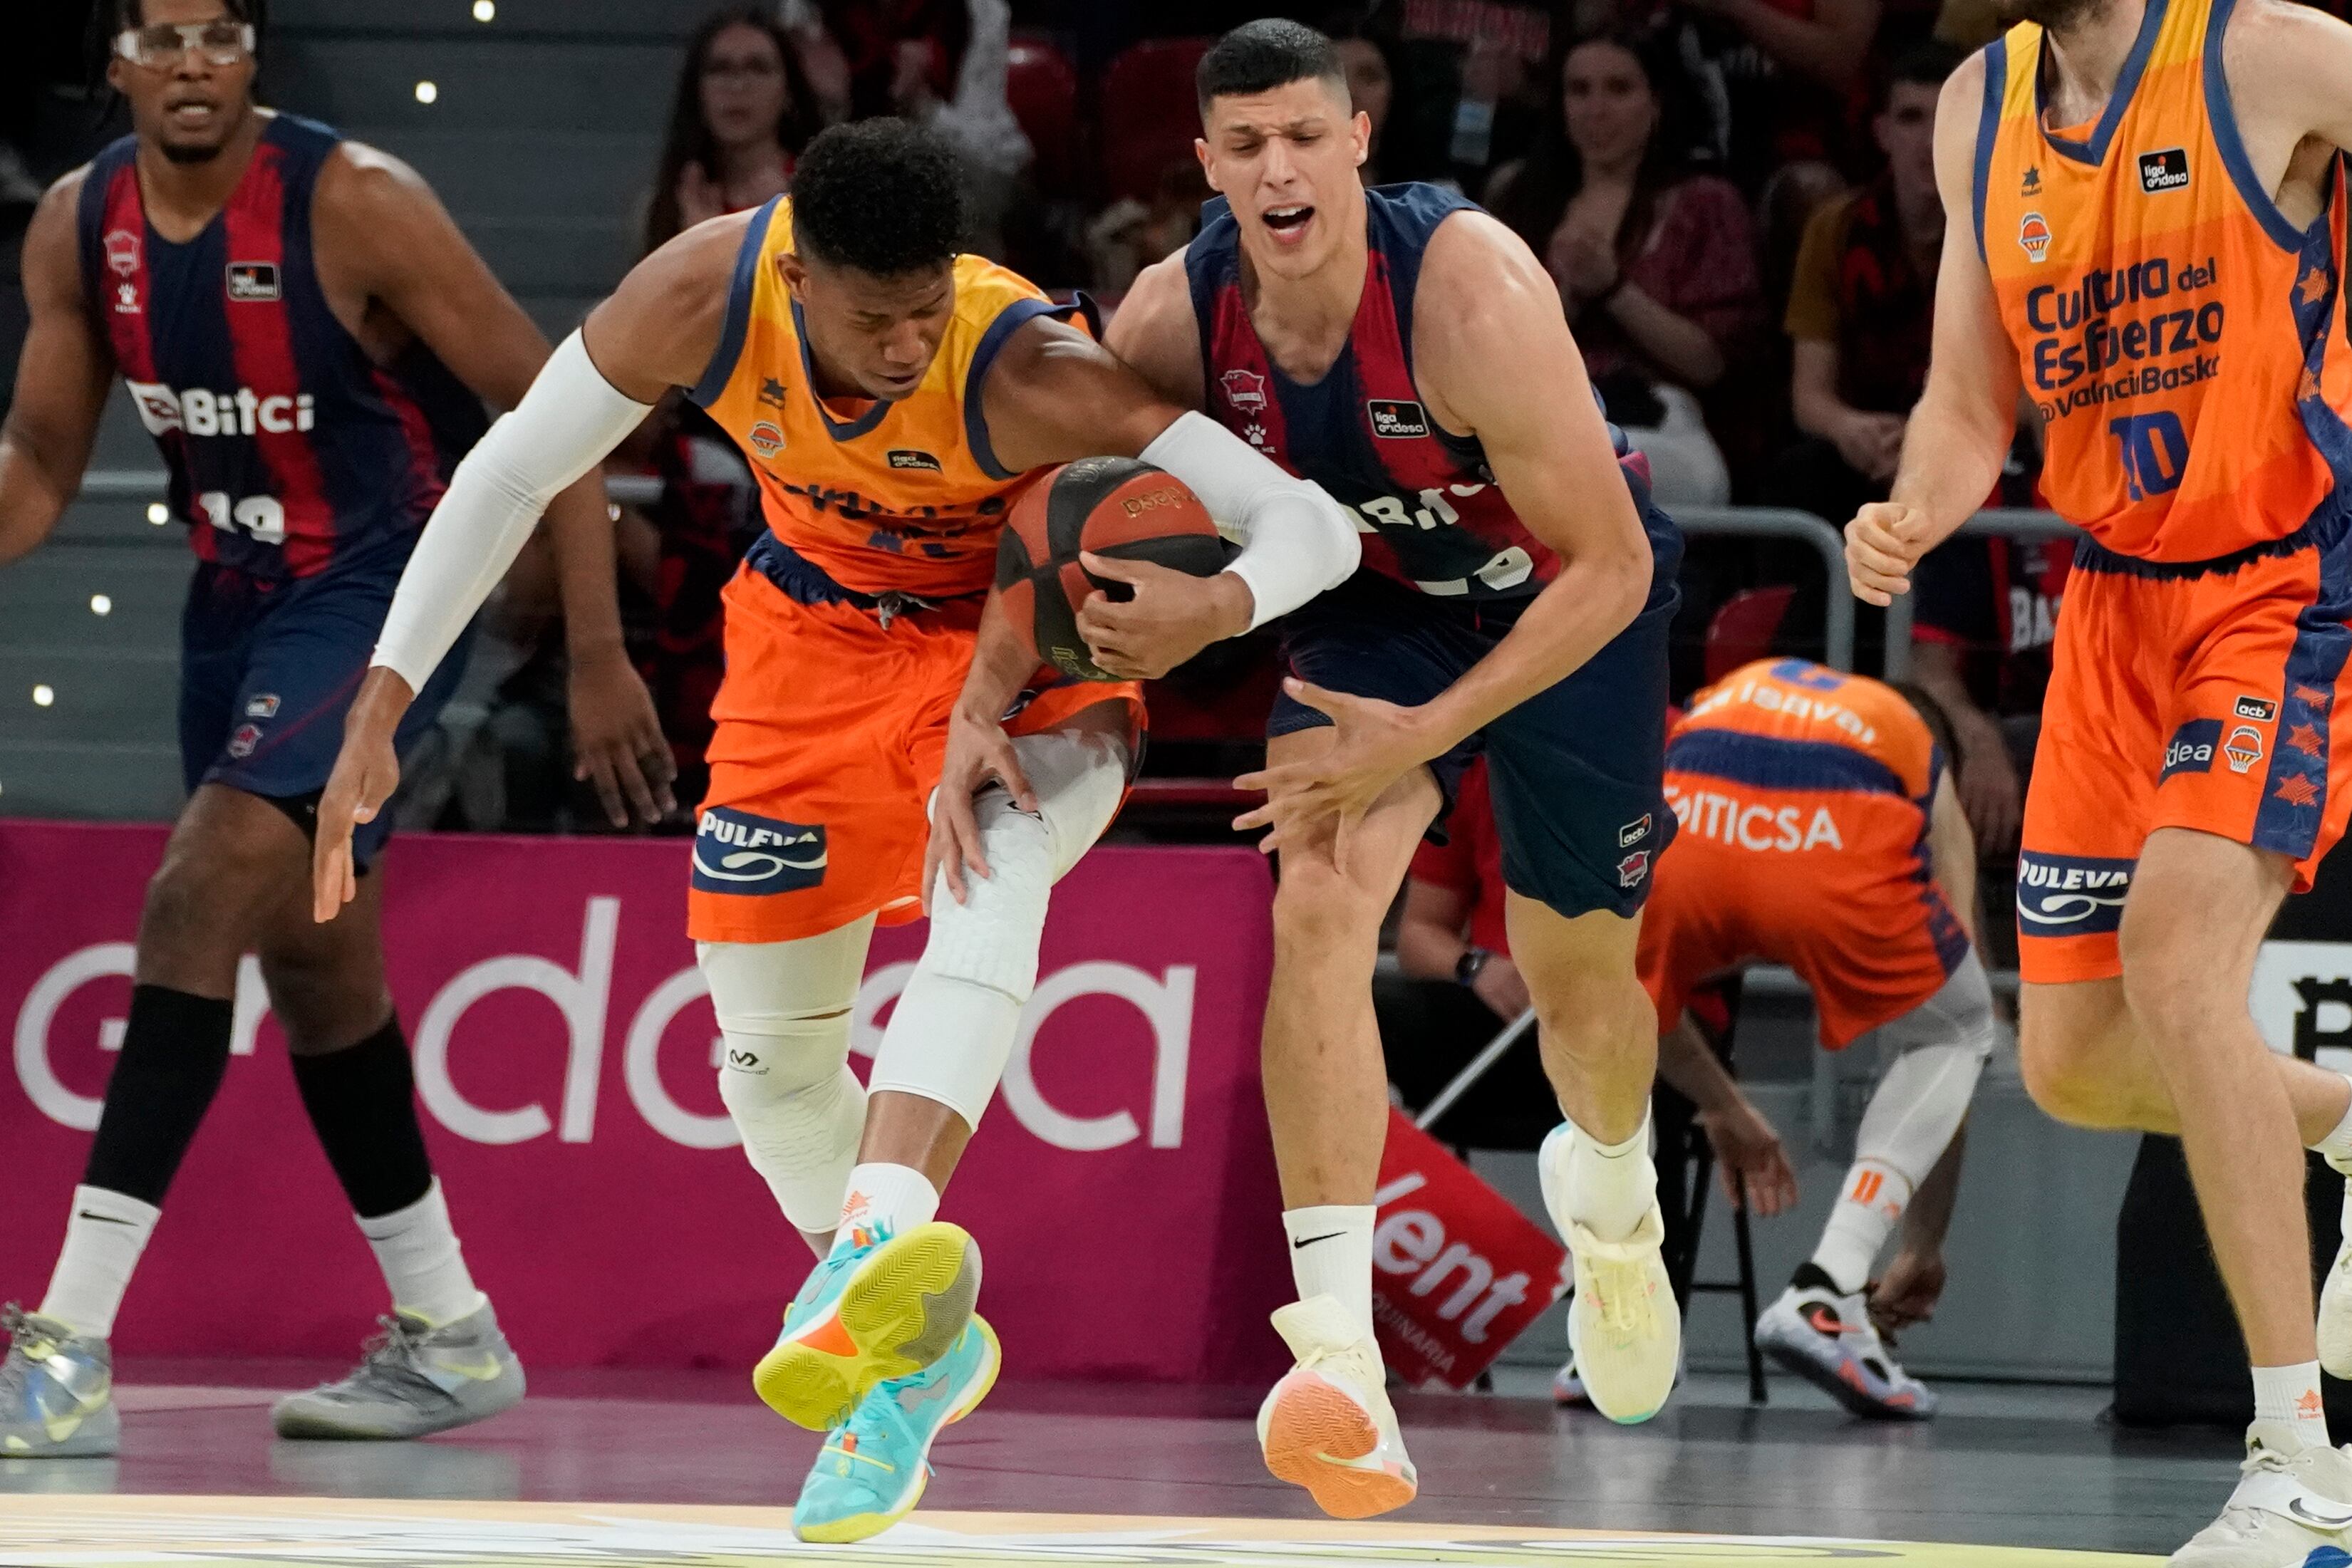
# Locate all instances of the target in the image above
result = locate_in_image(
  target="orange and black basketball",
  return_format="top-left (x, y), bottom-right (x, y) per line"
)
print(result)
top-left (995, 456), bottom-right (1228, 680)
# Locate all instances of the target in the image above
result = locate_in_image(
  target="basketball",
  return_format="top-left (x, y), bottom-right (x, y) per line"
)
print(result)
top-left (995, 456), bottom-right (1228, 681)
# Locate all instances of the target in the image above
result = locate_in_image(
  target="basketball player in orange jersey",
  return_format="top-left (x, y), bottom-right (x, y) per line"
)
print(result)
top-left (1633, 659), bottom-right (1992, 1419)
top-left (1845, 0), bottom-right (2352, 1549)
top-left (309, 120), bottom-right (1359, 1543)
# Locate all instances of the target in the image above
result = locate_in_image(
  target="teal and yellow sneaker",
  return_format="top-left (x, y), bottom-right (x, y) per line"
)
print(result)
top-left (0, 1305), bottom-right (117, 1458)
top-left (755, 1220), bottom-right (980, 1431)
top-left (793, 1315), bottom-right (1001, 1544)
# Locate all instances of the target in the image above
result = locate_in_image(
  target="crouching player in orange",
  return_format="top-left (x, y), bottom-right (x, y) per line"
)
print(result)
top-left (307, 120), bottom-right (1359, 1541)
top-left (1636, 659), bottom-right (1991, 1416)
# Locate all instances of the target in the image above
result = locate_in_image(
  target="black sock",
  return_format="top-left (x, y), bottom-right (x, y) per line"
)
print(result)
top-left (1791, 1261), bottom-right (1842, 1296)
top-left (290, 1015), bottom-right (435, 1220)
top-left (83, 985), bottom-right (235, 1207)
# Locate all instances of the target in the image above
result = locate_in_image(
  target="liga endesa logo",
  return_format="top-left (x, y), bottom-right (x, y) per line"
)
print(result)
top-left (11, 898), bottom-right (1199, 1156)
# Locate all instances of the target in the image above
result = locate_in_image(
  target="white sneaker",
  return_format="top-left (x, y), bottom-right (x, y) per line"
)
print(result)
top-left (2319, 1158), bottom-right (2352, 1380)
top-left (1560, 1205), bottom-right (1679, 1424)
top-left (2171, 1421), bottom-right (2352, 1567)
top-left (1255, 1296), bottom-right (1417, 1520)
top-left (1753, 1280), bottom-right (1935, 1418)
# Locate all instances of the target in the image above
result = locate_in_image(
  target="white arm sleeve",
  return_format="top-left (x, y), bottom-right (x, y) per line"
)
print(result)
top-left (1139, 410), bottom-right (1360, 630)
top-left (371, 330), bottom-right (654, 692)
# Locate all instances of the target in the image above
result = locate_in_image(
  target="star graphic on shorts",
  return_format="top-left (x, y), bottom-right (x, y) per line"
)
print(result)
top-left (2277, 774), bottom-right (2321, 808)
top-left (2303, 368), bottom-right (2324, 403)
top-left (2303, 269), bottom-right (2332, 306)
top-left (2299, 684), bottom-right (2333, 708)
top-left (2290, 722), bottom-right (2326, 757)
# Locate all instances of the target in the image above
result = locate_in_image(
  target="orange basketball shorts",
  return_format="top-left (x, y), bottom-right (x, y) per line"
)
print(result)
top-left (2017, 520), bottom-right (2352, 984)
top-left (687, 565), bottom-right (1141, 945)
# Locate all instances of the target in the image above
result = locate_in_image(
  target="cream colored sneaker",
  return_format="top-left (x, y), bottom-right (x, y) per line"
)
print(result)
top-left (1561, 1205), bottom-right (1679, 1424)
top-left (2319, 1160), bottom-right (2352, 1380)
top-left (1538, 1120), bottom-right (1679, 1424)
top-left (2170, 1422), bottom-right (2352, 1567)
top-left (1255, 1296), bottom-right (1416, 1520)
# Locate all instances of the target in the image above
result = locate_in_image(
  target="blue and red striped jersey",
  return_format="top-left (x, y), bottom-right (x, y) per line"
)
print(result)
top-left (1184, 182), bottom-right (1651, 601)
top-left (76, 114), bottom-right (487, 581)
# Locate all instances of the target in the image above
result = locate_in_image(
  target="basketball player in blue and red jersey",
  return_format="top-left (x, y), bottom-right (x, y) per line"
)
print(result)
top-left (0, 0), bottom-right (670, 1455)
top-left (1095, 19), bottom-right (1686, 1515)
top-left (1845, 0), bottom-right (2352, 1546)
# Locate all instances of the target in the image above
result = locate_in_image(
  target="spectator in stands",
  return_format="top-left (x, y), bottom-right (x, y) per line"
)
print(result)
top-left (887, 0), bottom-right (1031, 259)
top-left (1487, 30), bottom-right (1760, 506)
top-left (616, 4), bottom-right (822, 813)
top-left (1639, 0), bottom-right (1882, 196)
top-left (1328, 20), bottom-right (1400, 186)
top-left (646, 6), bottom-right (820, 249)
top-left (1372, 0), bottom-right (1555, 187)
top-left (1086, 160), bottom-right (1209, 306)
top-left (823, 0), bottom-right (968, 119)
top-left (1773, 43), bottom-right (1961, 523)
top-left (778, 0), bottom-right (856, 124)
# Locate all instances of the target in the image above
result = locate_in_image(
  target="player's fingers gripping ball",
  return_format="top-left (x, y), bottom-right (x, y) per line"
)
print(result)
top-left (995, 456), bottom-right (1227, 680)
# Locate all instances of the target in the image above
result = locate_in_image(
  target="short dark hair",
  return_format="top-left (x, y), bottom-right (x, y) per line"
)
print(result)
top-left (789, 119), bottom-right (963, 277)
top-left (1877, 40), bottom-right (1963, 111)
top-left (1196, 19), bottom-right (1347, 116)
top-left (115, 0), bottom-right (263, 30)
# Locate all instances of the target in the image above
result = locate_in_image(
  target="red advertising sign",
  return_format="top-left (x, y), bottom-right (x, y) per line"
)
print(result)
top-left (1371, 1108), bottom-right (1568, 1389)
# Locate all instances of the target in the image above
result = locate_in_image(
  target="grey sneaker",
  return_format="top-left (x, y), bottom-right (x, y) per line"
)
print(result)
top-left (0, 1305), bottom-right (118, 1458)
top-left (271, 1302), bottom-right (524, 1440)
top-left (2171, 1421), bottom-right (2352, 1567)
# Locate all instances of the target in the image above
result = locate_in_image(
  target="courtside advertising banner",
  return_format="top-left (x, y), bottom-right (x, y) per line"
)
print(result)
top-left (0, 822), bottom-right (1290, 1383)
top-left (1370, 1108), bottom-right (1567, 1389)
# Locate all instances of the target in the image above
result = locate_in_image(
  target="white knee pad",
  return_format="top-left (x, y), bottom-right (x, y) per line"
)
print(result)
top-left (868, 729), bottom-right (1129, 1130)
top-left (699, 915), bottom-right (877, 1234)
top-left (1855, 952), bottom-right (1996, 1190)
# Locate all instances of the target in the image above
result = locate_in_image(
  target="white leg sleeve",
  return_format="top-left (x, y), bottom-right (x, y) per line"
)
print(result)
top-left (1854, 951), bottom-right (1997, 1188)
top-left (698, 915), bottom-right (878, 1235)
top-left (866, 728), bottom-right (1129, 1131)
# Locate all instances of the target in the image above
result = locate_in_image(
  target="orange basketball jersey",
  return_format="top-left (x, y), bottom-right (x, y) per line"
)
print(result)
top-left (690, 195), bottom-right (1092, 597)
top-left (1641, 660), bottom-right (1969, 1048)
top-left (1974, 0), bottom-right (2352, 561)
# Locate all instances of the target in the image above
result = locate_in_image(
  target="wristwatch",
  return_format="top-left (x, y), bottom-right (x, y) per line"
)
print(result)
top-left (1456, 947), bottom-right (1493, 986)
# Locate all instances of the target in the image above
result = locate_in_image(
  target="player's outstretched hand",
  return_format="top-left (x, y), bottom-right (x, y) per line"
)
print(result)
top-left (567, 645), bottom-right (676, 828)
top-left (1074, 552), bottom-right (1253, 681)
top-left (1234, 679), bottom-right (1439, 858)
top-left (926, 703), bottom-right (1037, 913)
top-left (314, 669), bottom-right (413, 924)
top-left (1699, 1096), bottom-right (1798, 1217)
top-left (1845, 501), bottom-right (1933, 606)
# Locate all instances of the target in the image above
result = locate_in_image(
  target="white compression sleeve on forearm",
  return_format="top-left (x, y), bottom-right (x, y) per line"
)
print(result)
top-left (1140, 410), bottom-right (1360, 630)
top-left (371, 330), bottom-right (653, 692)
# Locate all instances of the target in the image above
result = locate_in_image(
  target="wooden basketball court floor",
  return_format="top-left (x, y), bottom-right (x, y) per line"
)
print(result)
top-left (0, 1362), bottom-right (2237, 1565)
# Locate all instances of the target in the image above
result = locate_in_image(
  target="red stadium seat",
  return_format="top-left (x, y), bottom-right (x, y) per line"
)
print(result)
top-left (1702, 585), bottom-right (1796, 685)
top-left (1099, 36), bottom-right (1213, 202)
top-left (1006, 34), bottom-right (1079, 196)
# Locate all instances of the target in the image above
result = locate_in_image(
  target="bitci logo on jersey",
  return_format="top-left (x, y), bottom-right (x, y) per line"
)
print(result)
top-left (1220, 369), bottom-right (1267, 412)
top-left (2019, 212), bottom-right (2053, 264)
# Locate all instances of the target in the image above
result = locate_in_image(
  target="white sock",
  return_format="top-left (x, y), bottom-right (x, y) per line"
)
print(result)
top-left (358, 1181), bottom-right (488, 1327)
top-left (1813, 1159), bottom-right (1912, 1295)
top-left (2254, 1360), bottom-right (2331, 1448)
top-left (1560, 1115), bottom-right (1656, 1244)
top-left (1283, 1205), bottom-right (1376, 1339)
top-left (2311, 1075), bottom-right (2352, 1168)
top-left (836, 1162), bottom-right (940, 1250)
top-left (38, 1185), bottom-right (160, 1338)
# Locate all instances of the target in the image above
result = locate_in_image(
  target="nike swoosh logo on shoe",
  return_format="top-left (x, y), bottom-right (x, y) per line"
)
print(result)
top-left (437, 1356), bottom-right (505, 1381)
top-left (2288, 1497), bottom-right (2352, 1529)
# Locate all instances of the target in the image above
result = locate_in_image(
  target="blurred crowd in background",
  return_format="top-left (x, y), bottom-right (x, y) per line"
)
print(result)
top-left (0, 0), bottom-right (2190, 956)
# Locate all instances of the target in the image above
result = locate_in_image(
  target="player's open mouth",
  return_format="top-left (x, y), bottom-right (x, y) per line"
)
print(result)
top-left (167, 99), bottom-right (219, 128)
top-left (1262, 205), bottom-right (1315, 244)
